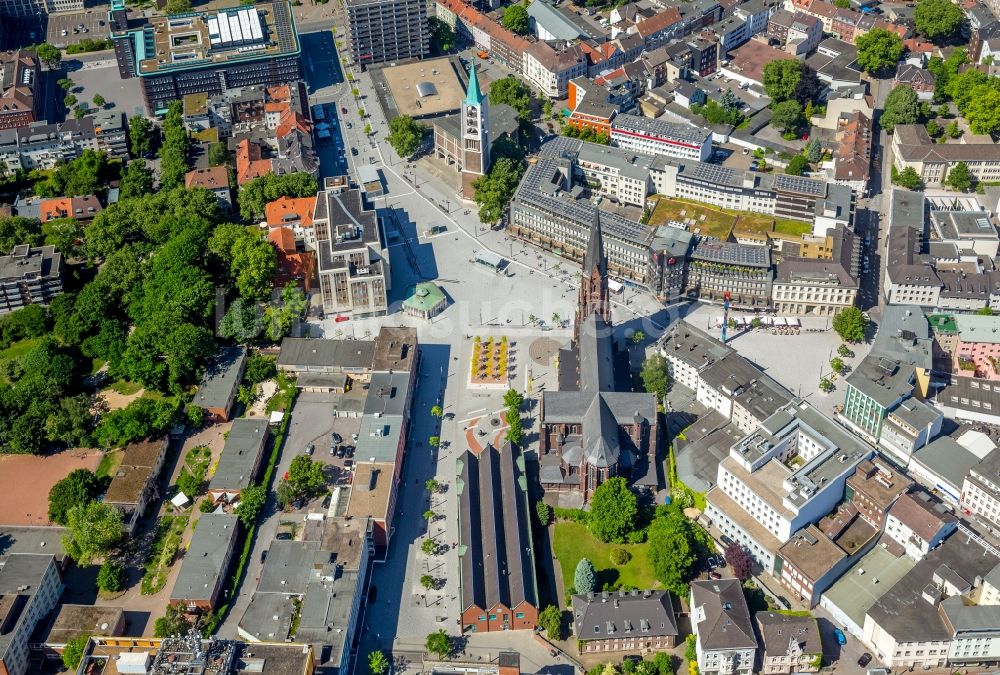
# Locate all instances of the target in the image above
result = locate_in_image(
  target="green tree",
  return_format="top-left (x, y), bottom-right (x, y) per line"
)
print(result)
top-left (487, 76), bottom-right (533, 120)
top-left (834, 0), bottom-right (850, 7)
top-left (237, 172), bottom-right (319, 220)
top-left (369, 650), bottom-right (390, 675)
top-left (785, 154), bottom-right (811, 176)
top-left (208, 142), bottom-right (229, 167)
top-left (287, 455), bottom-right (327, 498)
top-left (472, 157), bottom-right (525, 224)
top-left (838, 344), bottom-right (855, 358)
top-left (588, 477), bottom-right (638, 543)
top-left (771, 100), bottom-right (803, 135)
top-left (235, 484), bottom-right (267, 527)
top-left (165, 0), bottom-right (192, 12)
top-left (428, 16), bottom-right (455, 55)
top-left (880, 85), bottom-right (920, 132)
top-left (536, 500), bottom-right (552, 526)
top-left (425, 629), bottom-right (451, 659)
top-left (502, 4), bottom-right (529, 33)
top-left (187, 405), bottom-right (204, 428)
top-left (892, 165), bottom-right (923, 190)
top-left (97, 559), bottom-right (125, 593)
top-left (62, 635), bottom-right (90, 671)
top-left (819, 377), bottom-right (834, 392)
top-left (93, 94), bottom-right (106, 108)
top-left (119, 159), bottom-right (154, 198)
top-left (48, 468), bottom-right (100, 525)
top-left (421, 538), bottom-right (436, 555)
top-left (647, 508), bottom-right (698, 594)
top-left (504, 388), bottom-right (525, 410)
top-left (221, 299), bottom-right (263, 343)
top-left (946, 161), bottom-right (975, 192)
top-left (387, 115), bottom-right (425, 158)
top-left (832, 306), bottom-right (867, 343)
top-left (538, 605), bottom-right (563, 640)
top-left (420, 573), bottom-right (435, 589)
top-left (429, 435), bottom-right (441, 447)
top-left (947, 120), bottom-right (962, 138)
top-left (153, 604), bottom-right (192, 638)
top-left (574, 557), bottom-right (597, 593)
top-left (62, 501), bottom-right (124, 565)
top-left (424, 509), bottom-right (435, 521)
top-left (129, 116), bottom-right (156, 157)
top-left (762, 60), bottom-right (819, 104)
top-left (63, 93), bottom-right (77, 109)
top-left (430, 405), bottom-right (443, 417)
top-left (57, 78), bottom-right (73, 91)
top-left (926, 119), bottom-right (941, 137)
top-left (964, 86), bottom-right (1000, 135)
top-left (979, 306), bottom-right (996, 316)
top-left (855, 28), bottom-right (904, 74)
top-left (264, 285), bottom-right (308, 341)
top-left (425, 478), bottom-right (439, 493)
top-left (35, 43), bottom-right (62, 69)
top-left (830, 357), bottom-right (845, 373)
top-left (630, 329), bottom-right (646, 345)
top-left (230, 234), bottom-right (277, 300)
top-left (641, 353), bottom-right (669, 404)
top-left (914, 0), bottom-right (965, 42)
top-left (806, 138), bottom-right (822, 163)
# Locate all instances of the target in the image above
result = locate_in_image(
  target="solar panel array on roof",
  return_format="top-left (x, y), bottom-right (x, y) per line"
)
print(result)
top-left (773, 173), bottom-right (825, 196)
top-left (688, 162), bottom-right (737, 186)
top-left (271, 1), bottom-right (297, 52)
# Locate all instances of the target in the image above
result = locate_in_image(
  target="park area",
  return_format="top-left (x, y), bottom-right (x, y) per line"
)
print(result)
top-left (553, 520), bottom-right (659, 592)
top-left (648, 197), bottom-right (812, 241)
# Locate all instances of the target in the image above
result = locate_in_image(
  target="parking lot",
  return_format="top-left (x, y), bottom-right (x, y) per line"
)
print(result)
top-left (47, 10), bottom-right (109, 49)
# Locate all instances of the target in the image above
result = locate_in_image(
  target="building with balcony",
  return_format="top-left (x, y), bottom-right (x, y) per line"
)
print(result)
top-left (0, 245), bottom-right (62, 315)
top-left (314, 182), bottom-right (389, 318)
top-left (345, 0), bottom-right (428, 67)
top-left (884, 489), bottom-right (957, 561)
top-left (111, 2), bottom-right (303, 114)
top-left (0, 555), bottom-right (62, 675)
top-left (757, 611), bottom-right (822, 674)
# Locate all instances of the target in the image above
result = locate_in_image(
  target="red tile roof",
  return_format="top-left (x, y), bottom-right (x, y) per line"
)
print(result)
top-left (185, 166), bottom-right (230, 191)
top-left (264, 196), bottom-right (315, 229)
top-left (635, 7), bottom-right (681, 38)
top-left (236, 139), bottom-right (272, 185)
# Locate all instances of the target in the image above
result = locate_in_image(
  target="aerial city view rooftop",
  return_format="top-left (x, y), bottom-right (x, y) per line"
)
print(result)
top-left (0, 0), bottom-right (999, 672)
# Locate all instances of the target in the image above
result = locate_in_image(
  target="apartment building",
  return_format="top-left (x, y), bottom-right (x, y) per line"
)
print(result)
top-left (846, 458), bottom-right (912, 529)
top-left (690, 579), bottom-right (758, 675)
top-left (893, 124), bottom-right (1000, 185)
top-left (610, 114), bottom-right (712, 161)
top-left (314, 183), bottom-right (390, 318)
top-left (772, 225), bottom-right (859, 316)
top-left (0, 51), bottom-right (38, 132)
top-left (170, 513), bottom-right (240, 613)
top-left (0, 113), bottom-right (129, 172)
top-left (575, 141), bottom-right (653, 207)
top-left (523, 42), bottom-right (588, 98)
top-left (775, 525), bottom-right (852, 608)
top-left (0, 245), bottom-right (63, 315)
top-left (572, 591), bottom-right (679, 653)
top-left (757, 612), bottom-right (822, 674)
top-left (953, 314), bottom-right (1000, 380)
top-left (345, 0), bottom-right (428, 67)
top-left (103, 438), bottom-right (169, 535)
top-left (704, 401), bottom-right (872, 573)
top-left (111, 2), bottom-right (303, 114)
top-left (877, 397), bottom-right (942, 465)
top-left (0, 555), bottom-right (62, 675)
top-left (0, 0), bottom-right (80, 14)
top-left (767, 9), bottom-right (822, 55)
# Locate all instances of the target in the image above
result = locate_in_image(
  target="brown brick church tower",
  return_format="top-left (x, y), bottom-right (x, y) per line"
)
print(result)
top-left (575, 210), bottom-right (611, 341)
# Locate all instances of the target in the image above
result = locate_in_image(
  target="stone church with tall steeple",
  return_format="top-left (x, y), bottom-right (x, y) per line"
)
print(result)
top-left (537, 213), bottom-right (660, 502)
top-left (431, 62), bottom-right (520, 197)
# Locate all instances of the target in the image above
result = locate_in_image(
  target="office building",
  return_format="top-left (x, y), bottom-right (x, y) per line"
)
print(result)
top-left (610, 114), bottom-right (712, 161)
top-left (572, 590), bottom-right (679, 653)
top-left (111, 2), bottom-right (303, 114)
top-left (893, 124), bottom-right (1000, 185)
top-left (345, 0), bottom-right (428, 67)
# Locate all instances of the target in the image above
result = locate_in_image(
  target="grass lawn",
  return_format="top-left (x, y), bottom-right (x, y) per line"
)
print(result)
top-left (648, 198), bottom-right (735, 240)
top-left (0, 337), bottom-right (42, 360)
top-left (773, 219), bottom-right (814, 237)
top-left (553, 521), bottom-right (660, 592)
top-left (110, 379), bottom-right (143, 396)
top-left (96, 449), bottom-right (124, 480)
top-left (141, 514), bottom-right (190, 595)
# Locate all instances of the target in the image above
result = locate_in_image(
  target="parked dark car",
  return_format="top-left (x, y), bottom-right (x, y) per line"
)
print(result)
top-left (858, 653), bottom-right (872, 668)
top-left (260, 549), bottom-right (268, 563)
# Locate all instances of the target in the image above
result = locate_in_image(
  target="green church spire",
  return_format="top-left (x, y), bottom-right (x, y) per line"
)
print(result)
top-left (465, 62), bottom-right (484, 106)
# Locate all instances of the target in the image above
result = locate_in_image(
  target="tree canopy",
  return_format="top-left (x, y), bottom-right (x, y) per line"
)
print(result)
top-left (946, 161), bottom-right (975, 192)
top-left (770, 100), bottom-right (803, 135)
top-left (129, 115), bottom-right (157, 157)
top-left (641, 354), bottom-right (669, 404)
top-left (914, 0), bottom-right (965, 42)
top-left (48, 468), bottom-right (101, 526)
top-left (425, 630), bottom-right (452, 659)
top-left (502, 4), bottom-right (529, 34)
top-left (120, 160), bottom-right (155, 199)
top-left (472, 157), bottom-right (525, 224)
top-left (647, 505), bottom-right (705, 594)
top-left (237, 172), bottom-right (319, 220)
top-left (428, 17), bottom-right (455, 55)
top-left (762, 60), bottom-right (820, 105)
top-left (880, 85), bottom-right (920, 132)
top-left (387, 115), bottom-right (425, 158)
top-left (35, 43), bottom-right (62, 68)
top-left (34, 149), bottom-right (112, 198)
top-left (62, 500), bottom-right (124, 565)
top-left (832, 306), bottom-right (867, 343)
top-left (588, 477), bottom-right (638, 543)
top-left (234, 484), bottom-right (267, 527)
top-left (487, 76), bottom-right (534, 121)
top-left (855, 28), bottom-right (904, 74)
top-left (785, 154), bottom-right (811, 176)
top-left (574, 557), bottom-right (597, 593)
top-left (892, 166), bottom-right (923, 190)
